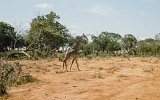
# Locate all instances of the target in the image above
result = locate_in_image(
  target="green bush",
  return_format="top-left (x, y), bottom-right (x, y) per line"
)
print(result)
top-left (0, 60), bottom-right (37, 96)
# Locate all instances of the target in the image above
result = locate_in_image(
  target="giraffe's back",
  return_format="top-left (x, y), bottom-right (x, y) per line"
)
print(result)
top-left (65, 47), bottom-right (78, 58)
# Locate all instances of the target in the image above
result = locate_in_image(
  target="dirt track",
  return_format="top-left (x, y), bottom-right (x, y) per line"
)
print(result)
top-left (7, 57), bottom-right (160, 100)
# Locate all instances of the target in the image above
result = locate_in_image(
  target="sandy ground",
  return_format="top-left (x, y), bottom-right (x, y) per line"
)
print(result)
top-left (4, 57), bottom-right (160, 100)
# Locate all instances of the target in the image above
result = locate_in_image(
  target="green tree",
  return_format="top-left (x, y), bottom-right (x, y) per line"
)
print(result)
top-left (0, 22), bottom-right (16, 51)
top-left (137, 38), bottom-right (160, 56)
top-left (121, 34), bottom-right (137, 54)
top-left (91, 32), bottom-right (122, 53)
top-left (27, 11), bottom-right (69, 51)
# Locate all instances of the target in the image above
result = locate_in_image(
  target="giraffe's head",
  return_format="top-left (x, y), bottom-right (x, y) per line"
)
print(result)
top-left (81, 33), bottom-right (88, 43)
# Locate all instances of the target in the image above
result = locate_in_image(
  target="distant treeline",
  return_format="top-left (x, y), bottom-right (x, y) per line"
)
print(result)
top-left (0, 11), bottom-right (160, 58)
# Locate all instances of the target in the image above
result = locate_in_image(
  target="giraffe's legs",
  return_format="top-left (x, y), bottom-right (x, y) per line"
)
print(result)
top-left (62, 58), bottom-right (68, 72)
top-left (70, 58), bottom-right (75, 71)
top-left (62, 52), bottom-right (73, 72)
top-left (70, 57), bottom-right (80, 71)
top-left (75, 58), bottom-right (80, 71)
top-left (65, 63), bottom-right (68, 72)
top-left (62, 60), bottom-right (66, 71)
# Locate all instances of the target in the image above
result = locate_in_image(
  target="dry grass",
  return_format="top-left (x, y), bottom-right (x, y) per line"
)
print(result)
top-left (92, 69), bottom-right (103, 79)
top-left (140, 57), bottom-right (160, 64)
top-left (143, 66), bottom-right (154, 73)
top-left (106, 66), bottom-right (120, 74)
top-left (2, 57), bottom-right (160, 100)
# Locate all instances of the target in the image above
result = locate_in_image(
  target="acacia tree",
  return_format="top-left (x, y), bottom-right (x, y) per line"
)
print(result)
top-left (27, 11), bottom-right (70, 51)
top-left (91, 32), bottom-right (122, 53)
top-left (137, 37), bottom-right (160, 56)
top-left (91, 35), bottom-right (101, 52)
top-left (103, 32), bottom-right (122, 52)
top-left (121, 34), bottom-right (137, 54)
top-left (0, 22), bottom-right (20, 51)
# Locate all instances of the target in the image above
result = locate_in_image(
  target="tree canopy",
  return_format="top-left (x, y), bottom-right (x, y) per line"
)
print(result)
top-left (0, 22), bottom-right (22, 51)
top-left (27, 11), bottom-right (70, 51)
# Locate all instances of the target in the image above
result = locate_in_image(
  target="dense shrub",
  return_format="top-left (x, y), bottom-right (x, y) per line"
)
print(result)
top-left (0, 60), bottom-right (37, 96)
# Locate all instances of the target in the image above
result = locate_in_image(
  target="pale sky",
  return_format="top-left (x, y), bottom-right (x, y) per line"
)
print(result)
top-left (0, 0), bottom-right (160, 39)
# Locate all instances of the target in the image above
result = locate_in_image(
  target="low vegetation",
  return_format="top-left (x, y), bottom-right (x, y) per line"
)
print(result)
top-left (0, 59), bottom-right (37, 96)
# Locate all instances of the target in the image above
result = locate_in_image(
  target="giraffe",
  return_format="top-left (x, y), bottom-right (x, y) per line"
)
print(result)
top-left (62, 33), bottom-right (88, 71)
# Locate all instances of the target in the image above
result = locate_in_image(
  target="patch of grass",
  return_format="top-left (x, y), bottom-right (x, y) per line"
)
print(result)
top-left (148, 58), bottom-right (159, 64)
top-left (92, 69), bottom-right (103, 79)
top-left (140, 58), bottom-right (148, 62)
top-left (86, 55), bottom-right (92, 60)
top-left (47, 65), bottom-right (52, 67)
top-left (54, 66), bottom-right (63, 74)
top-left (143, 66), bottom-right (154, 73)
top-left (117, 74), bottom-right (128, 82)
top-left (58, 55), bottom-right (64, 61)
top-left (98, 66), bottom-right (104, 70)
top-left (0, 95), bottom-right (7, 100)
top-left (16, 73), bottom-right (38, 85)
top-left (106, 66), bottom-right (119, 74)
top-left (79, 77), bottom-right (86, 81)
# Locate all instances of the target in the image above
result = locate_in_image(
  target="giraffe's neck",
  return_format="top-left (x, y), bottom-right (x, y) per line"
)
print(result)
top-left (72, 37), bottom-right (83, 51)
top-left (72, 42), bottom-right (81, 50)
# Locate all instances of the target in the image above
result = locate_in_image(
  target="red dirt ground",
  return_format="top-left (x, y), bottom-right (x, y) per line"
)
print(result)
top-left (4, 57), bottom-right (160, 100)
